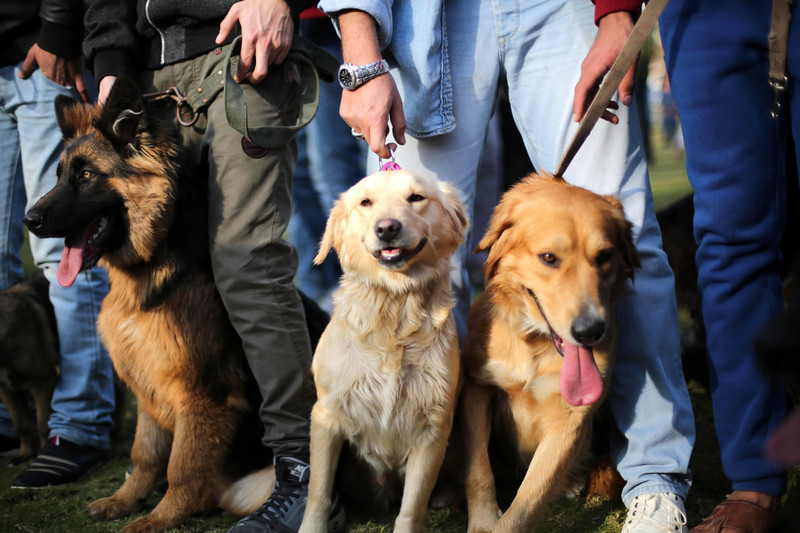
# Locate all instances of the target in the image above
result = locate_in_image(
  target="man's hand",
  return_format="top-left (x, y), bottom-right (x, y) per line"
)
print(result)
top-left (337, 10), bottom-right (406, 159)
top-left (573, 11), bottom-right (635, 124)
top-left (341, 73), bottom-right (406, 159)
top-left (97, 75), bottom-right (116, 106)
top-left (18, 43), bottom-right (90, 102)
top-left (217, 0), bottom-right (294, 84)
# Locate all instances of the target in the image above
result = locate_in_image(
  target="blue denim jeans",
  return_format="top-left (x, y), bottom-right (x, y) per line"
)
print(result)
top-left (0, 65), bottom-right (115, 450)
top-left (367, 0), bottom-right (695, 506)
top-left (289, 17), bottom-right (367, 303)
top-left (660, 0), bottom-right (794, 496)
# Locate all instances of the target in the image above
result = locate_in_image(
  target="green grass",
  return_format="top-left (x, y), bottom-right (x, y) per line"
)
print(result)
top-left (2, 382), bottom-right (797, 532)
top-left (648, 137), bottom-right (693, 211)
top-left (3, 125), bottom-right (799, 532)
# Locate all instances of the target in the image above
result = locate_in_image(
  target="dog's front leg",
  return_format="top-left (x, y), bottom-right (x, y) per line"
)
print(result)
top-left (88, 406), bottom-right (171, 521)
top-left (493, 415), bottom-right (591, 533)
top-left (461, 383), bottom-right (502, 533)
top-left (121, 409), bottom-right (233, 533)
top-left (299, 402), bottom-right (345, 533)
top-left (0, 388), bottom-right (38, 464)
top-left (393, 423), bottom-right (451, 533)
top-left (31, 377), bottom-right (56, 450)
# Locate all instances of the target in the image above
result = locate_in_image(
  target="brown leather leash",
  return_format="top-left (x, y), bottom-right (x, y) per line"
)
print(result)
top-left (556, 0), bottom-right (793, 177)
top-left (554, 0), bottom-right (669, 178)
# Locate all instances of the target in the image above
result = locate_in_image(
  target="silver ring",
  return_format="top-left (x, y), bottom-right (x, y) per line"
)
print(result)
top-left (351, 127), bottom-right (364, 140)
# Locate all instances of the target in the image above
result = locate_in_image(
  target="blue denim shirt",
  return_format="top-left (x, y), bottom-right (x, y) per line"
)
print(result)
top-left (318, 0), bottom-right (455, 137)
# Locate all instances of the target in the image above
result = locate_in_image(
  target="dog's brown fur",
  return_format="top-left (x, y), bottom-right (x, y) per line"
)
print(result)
top-left (460, 173), bottom-right (639, 533)
top-left (0, 269), bottom-right (59, 464)
top-left (24, 78), bottom-right (275, 533)
top-left (299, 170), bottom-right (468, 533)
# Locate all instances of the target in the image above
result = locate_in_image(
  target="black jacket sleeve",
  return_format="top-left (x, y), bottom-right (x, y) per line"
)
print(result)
top-left (82, 0), bottom-right (139, 82)
top-left (83, 0), bottom-right (321, 83)
top-left (37, 0), bottom-right (84, 58)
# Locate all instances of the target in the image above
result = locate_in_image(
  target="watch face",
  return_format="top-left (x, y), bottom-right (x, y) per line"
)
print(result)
top-left (338, 67), bottom-right (354, 89)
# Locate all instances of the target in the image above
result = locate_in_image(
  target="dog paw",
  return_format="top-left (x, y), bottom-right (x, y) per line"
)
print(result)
top-left (466, 506), bottom-right (502, 533)
top-left (467, 524), bottom-right (497, 533)
top-left (87, 496), bottom-right (138, 521)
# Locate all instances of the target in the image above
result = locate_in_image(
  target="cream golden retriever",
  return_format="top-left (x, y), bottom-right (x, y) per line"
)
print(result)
top-left (460, 173), bottom-right (640, 533)
top-left (299, 169), bottom-right (468, 533)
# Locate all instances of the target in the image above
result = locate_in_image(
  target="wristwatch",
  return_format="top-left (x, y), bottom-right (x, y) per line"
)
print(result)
top-left (337, 59), bottom-right (390, 91)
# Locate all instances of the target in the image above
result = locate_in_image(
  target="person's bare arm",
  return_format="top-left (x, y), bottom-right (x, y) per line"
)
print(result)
top-left (337, 10), bottom-right (405, 159)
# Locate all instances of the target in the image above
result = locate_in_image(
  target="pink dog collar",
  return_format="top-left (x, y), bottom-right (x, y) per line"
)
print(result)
top-left (379, 149), bottom-right (401, 171)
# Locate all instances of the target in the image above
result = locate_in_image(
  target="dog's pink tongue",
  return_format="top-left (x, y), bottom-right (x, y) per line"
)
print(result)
top-left (559, 341), bottom-right (603, 406)
top-left (57, 229), bottom-right (89, 288)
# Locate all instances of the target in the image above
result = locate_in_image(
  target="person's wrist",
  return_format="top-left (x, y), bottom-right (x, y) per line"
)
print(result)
top-left (338, 59), bottom-right (389, 91)
top-left (597, 10), bottom-right (634, 29)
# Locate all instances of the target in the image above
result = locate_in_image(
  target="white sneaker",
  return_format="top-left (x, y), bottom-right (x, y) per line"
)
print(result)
top-left (621, 492), bottom-right (688, 533)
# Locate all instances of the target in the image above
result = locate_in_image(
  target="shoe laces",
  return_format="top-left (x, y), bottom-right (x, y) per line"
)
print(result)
top-left (626, 493), bottom-right (687, 532)
top-left (250, 458), bottom-right (307, 526)
top-left (251, 486), bottom-right (302, 526)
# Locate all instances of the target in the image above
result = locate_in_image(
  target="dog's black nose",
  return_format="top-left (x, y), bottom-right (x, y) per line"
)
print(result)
top-left (571, 316), bottom-right (606, 345)
top-left (375, 218), bottom-right (402, 242)
top-left (23, 209), bottom-right (44, 231)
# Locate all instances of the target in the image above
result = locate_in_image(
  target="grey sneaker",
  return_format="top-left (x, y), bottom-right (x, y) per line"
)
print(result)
top-left (227, 456), bottom-right (345, 533)
top-left (621, 492), bottom-right (688, 533)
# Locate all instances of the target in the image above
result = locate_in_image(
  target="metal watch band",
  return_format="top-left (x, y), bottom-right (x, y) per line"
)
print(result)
top-left (338, 59), bottom-right (389, 90)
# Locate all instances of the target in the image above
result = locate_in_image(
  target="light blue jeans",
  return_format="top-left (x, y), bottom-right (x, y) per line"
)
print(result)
top-left (289, 17), bottom-right (367, 303)
top-left (367, 0), bottom-right (695, 506)
top-left (0, 65), bottom-right (115, 450)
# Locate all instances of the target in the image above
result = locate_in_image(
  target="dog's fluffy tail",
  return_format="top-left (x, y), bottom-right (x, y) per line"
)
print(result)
top-left (219, 465), bottom-right (276, 517)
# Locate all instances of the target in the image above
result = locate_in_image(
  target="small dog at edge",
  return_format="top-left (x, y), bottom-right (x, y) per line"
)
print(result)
top-left (0, 269), bottom-right (59, 465)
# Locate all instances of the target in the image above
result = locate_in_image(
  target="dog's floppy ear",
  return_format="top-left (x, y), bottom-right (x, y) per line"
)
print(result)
top-left (439, 181), bottom-right (469, 246)
top-left (602, 194), bottom-right (641, 280)
top-left (314, 197), bottom-right (345, 264)
top-left (97, 76), bottom-right (146, 147)
top-left (476, 195), bottom-right (517, 281)
top-left (54, 95), bottom-right (82, 139)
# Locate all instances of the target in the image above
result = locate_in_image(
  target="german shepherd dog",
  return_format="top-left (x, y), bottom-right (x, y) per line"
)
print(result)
top-left (0, 269), bottom-right (59, 465)
top-left (23, 77), bottom-right (288, 532)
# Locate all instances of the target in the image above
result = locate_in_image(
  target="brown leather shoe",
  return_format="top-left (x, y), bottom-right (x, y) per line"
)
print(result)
top-left (690, 499), bottom-right (783, 533)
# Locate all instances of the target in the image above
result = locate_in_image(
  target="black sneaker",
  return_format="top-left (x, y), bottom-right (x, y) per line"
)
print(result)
top-left (227, 456), bottom-right (345, 533)
top-left (10, 436), bottom-right (106, 488)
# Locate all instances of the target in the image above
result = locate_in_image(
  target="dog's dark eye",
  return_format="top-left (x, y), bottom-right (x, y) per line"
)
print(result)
top-left (539, 253), bottom-right (558, 267)
top-left (81, 170), bottom-right (93, 179)
top-left (360, 198), bottom-right (372, 207)
top-left (596, 249), bottom-right (614, 266)
top-left (408, 193), bottom-right (425, 203)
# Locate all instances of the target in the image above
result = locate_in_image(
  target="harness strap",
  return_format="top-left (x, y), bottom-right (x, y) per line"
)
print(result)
top-left (156, 34), bottom-right (338, 145)
top-left (183, 66), bottom-right (226, 121)
top-left (223, 34), bottom-right (337, 147)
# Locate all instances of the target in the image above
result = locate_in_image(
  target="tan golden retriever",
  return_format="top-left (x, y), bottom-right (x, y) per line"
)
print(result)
top-left (460, 173), bottom-right (639, 533)
top-left (299, 169), bottom-right (468, 533)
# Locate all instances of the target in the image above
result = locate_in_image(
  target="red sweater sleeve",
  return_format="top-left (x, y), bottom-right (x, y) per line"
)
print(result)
top-left (593, 0), bottom-right (643, 25)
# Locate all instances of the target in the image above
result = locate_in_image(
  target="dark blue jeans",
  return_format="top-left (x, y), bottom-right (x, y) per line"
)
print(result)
top-left (660, 0), bottom-right (797, 495)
